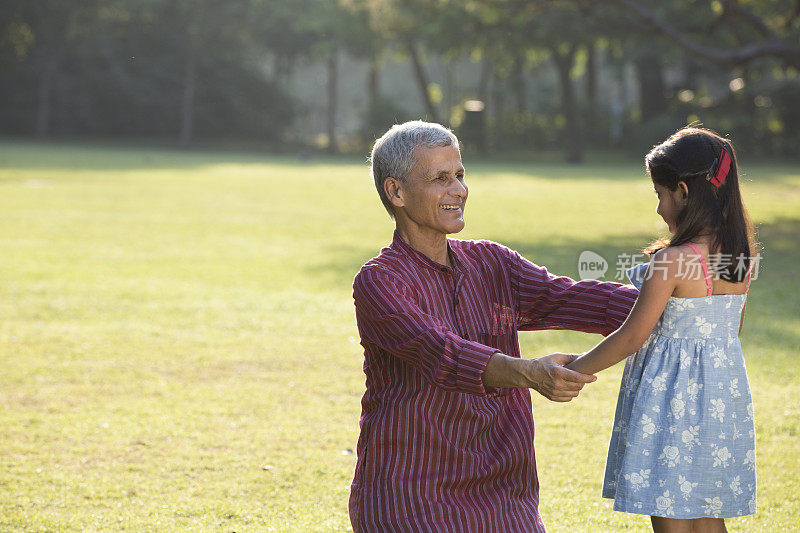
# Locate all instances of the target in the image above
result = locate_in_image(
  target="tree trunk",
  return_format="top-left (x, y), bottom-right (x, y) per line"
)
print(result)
top-left (489, 69), bottom-right (503, 150)
top-left (326, 47), bottom-right (338, 154)
top-left (585, 43), bottom-right (597, 142)
top-left (178, 50), bottom-right (197, 147)
top-left (551, 45), bottom-right (583, 163)
top-left (444, 60), bottom-right (455, 118)
top-left (478, 55), bottom-right (492, 104)
top-left (512, 52), bottom-right (526, 114)
top-left (36, 53), bottom-right (58, 138)
top-left (367, 45), bottom-right (380, 114)
top-left (635, 51), bottom-right (667, 119)
top-left (366, 45), bottom-right (381, 128)
top-left (406, 40), bottom-right (439, 123)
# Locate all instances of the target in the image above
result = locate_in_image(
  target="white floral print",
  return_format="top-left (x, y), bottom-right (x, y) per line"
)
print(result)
top-left (641, 414), bottom-right (656, 438)
top-left (703, 496), bottom-right (724, 517)
top-left (670, 393), bottom-right (686, 419)
top-left (686, 378), bottom-right (703, 401)
top-left (730, 475), bottom-right (743, 496)
top-left (744, 449), bottom-right (756, 471)
top-left (656, 490), bottom-right (676, 515)
top-left (712, 444), bottom-right (732, 468)
top-left (659, 445), bottom-right (680, 467)
top-left (710, 398), bottom-right (726, 422)
top-left (680, 426), bottom-right (701, 450)
top-left (624, 469), bottom-right (651, 492)
top-left (678, 474), bottom-right (698, 500)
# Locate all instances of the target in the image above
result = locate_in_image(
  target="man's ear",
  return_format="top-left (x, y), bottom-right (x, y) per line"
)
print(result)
top-left (384, 177), bottom-right (405, 209)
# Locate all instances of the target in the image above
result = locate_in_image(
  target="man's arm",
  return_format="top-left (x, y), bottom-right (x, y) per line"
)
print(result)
top-left (354, 266), bottom-right (595, 400)
top-left (503, 247), bottom-right (638, 335)
top-left (354, 267), bottom-right (499, 396)
top-left (481, 351), bottom-right (596, 402)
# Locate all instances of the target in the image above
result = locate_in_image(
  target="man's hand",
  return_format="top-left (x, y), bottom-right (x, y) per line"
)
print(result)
top-left (522, 353), bottom-right (596, 402)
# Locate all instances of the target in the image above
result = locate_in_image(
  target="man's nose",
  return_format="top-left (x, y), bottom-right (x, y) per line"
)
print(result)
top-left (450, 179), bottom-right (468, 198)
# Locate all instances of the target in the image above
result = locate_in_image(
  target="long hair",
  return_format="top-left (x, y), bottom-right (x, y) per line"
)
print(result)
top-left (643, 127), bottom-right (759, 282)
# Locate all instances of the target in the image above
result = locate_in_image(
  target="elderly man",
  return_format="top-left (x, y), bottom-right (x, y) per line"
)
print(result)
top-left (349, 121), bottom-right (638, 531)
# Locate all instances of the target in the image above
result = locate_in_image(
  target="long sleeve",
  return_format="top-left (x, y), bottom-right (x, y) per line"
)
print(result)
top-left (353, 267), bottom-right (499, 396)
top-left (504, 248), bottom-right (638, 335)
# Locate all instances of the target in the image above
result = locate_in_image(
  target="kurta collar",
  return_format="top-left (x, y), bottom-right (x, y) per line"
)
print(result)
top-left (391, 230), bottom-right (467, 276)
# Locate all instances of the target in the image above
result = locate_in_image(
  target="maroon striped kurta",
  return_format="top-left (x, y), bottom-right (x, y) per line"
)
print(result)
top-left (349, 231), bottom-right (638, 531)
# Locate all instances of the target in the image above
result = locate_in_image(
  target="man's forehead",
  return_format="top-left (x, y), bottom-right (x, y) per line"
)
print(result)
top-left (412, 144), bottom-right (463, 174)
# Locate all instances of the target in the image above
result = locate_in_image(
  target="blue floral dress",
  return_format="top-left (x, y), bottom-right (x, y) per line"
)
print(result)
top-left (602, 259), bottom-right (756, 519)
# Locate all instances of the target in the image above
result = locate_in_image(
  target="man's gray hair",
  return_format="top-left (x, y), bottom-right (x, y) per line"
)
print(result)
top-left (370, 120), bottom-right (459, 218)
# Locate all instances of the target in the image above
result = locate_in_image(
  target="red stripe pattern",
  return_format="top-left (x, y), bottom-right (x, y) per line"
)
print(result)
top-left (349, 232), bottom-right (638, 531)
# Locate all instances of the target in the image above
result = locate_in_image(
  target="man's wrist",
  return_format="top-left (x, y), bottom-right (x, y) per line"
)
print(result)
top-left (483, 352), bottom-right (523, 389)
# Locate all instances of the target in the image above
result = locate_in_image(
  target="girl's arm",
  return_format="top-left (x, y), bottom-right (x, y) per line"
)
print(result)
top-left (566, 248), bottom-right (681, 375)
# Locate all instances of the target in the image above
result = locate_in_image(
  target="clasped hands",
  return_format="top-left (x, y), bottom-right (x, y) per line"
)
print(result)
top-left (482, 351), bottom-right (593, 402)
top-left (527, 352), bottom-right (594, 402)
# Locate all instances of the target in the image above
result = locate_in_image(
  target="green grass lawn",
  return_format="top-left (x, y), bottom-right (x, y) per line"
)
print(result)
top-left (1, 140), bottom-right (798, 532)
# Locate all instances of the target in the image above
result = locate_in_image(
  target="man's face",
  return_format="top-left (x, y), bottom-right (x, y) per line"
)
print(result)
top-left (393, 145), bottom-right (468, 235)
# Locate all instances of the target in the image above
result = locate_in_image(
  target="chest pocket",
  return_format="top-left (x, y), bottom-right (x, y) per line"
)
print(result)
top-left (473, 302), bottom-right (517, 352)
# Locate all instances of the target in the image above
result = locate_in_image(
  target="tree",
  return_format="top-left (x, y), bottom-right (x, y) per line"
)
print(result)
top-left (609, 0), bottom-right (800, 69)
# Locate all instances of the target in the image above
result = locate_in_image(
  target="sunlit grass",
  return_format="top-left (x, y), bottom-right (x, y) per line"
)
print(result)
top-left (0, 140), bottom-right (798, 531)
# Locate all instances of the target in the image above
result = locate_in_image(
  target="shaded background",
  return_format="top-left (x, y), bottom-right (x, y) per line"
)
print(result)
top-left (1, 0), bottom-right (799, 160)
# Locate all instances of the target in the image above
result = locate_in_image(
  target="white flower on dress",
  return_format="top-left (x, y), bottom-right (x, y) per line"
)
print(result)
top-left (641, 414), bottom-right (656, 438)
top-left (732, 424), bottom-right (741, 441)
top-left (659, 445), bottom-right (680, 467)
top-left (670, 393), bottom-right (686, 419)
top-left (679, 348), bottom-right (692, 369)
top-left (678, 474), bottom-right (698, 500)
top-left (744, 402), bottom-right (754, 422)
top-left (710, 398), bottom-right (726, 423)
top-left (656, 490), bottom-right (675, 515)
top-left (694, 316), bottom-right (716, 336)
top-left (680, 426), bottom-right (701, 450)
top-left (649, 373), bottom-right (668, 392)
top-left (748, 497), bottom-right (757, 513)
top-left (730, 475), bottom-right (743, 496)
top-left (729, 378), bottom-right (741, 398)
top-left (711, 347), bottom-right (731, 368)
top-left (712, 444), bottom-right (732, 468)
top-left (624, 469), bottom-right (651, 492)
top-left (703, 496), bottom-right (724, 517)
top-left (744, 449), bottom-right (756, 471)
top-left (686, 379), bottom-right (704, 401)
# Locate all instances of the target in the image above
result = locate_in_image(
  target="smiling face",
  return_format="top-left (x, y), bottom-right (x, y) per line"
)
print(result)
top-left (387, 144), bottom-right (468, 236)
top-left (654, 182), bottom-right (686, 234)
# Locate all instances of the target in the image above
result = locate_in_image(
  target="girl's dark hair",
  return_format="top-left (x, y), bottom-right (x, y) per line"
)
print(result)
top-left (643, 126), bottom-right (759, 282)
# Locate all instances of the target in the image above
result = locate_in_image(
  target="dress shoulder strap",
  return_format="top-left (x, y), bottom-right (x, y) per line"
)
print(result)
top-left (744, 262), bottom-right (753, 294)
top-left (685, 243), bottom-right (713, 296)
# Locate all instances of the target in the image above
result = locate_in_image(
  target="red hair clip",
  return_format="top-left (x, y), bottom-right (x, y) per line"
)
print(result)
top-left (707, 149), bottom-right (731, 187)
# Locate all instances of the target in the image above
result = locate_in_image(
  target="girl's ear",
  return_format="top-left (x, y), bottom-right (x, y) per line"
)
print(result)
top-left (677, 181), bottom-right (689, 200)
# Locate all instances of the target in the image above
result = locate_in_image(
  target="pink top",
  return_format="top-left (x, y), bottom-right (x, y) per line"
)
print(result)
top-left (349, 231), bottom-right (639, 531)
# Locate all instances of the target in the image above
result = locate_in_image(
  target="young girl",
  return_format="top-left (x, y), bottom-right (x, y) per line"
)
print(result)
top-left (565, 127), bottom-right (759, 533)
